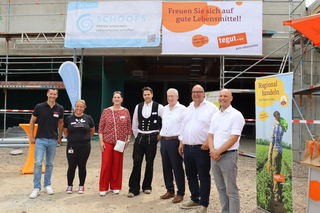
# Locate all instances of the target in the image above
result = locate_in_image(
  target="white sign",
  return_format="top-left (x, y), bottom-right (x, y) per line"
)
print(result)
top-left (162, 1), bottom-right (262, 55)
top-left (65, 1), bottom-right (162, 48)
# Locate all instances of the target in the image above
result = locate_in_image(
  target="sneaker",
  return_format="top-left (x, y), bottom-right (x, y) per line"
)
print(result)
top-left (29, 188), bottom-right (40, 199)
top-left (66, 186), bottom-right (73, 194)
top-left (180, 200), bottom-right (201, 209)
top-left (144, 189), bottom-right (151, 194)
top-left (99, 191), bottom-right (108, 196)
top-left (112, 190), bottom-right (120, 194)
top-left (127, 192), bottom-right (135, 198)
top-left (78, 186), bottom-right (84, 194)
top-left (45, 186), bottom-right (54, 195)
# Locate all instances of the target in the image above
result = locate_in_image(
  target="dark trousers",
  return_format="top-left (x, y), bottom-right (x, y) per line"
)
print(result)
top-left (66, 143), bottom-right (91, 186)
top-left (128, 133), bottom-right (158, 195)
top-left (160, 138), bottom-right (185, 196)
top-left (183, 145), bottom-right (211, 207)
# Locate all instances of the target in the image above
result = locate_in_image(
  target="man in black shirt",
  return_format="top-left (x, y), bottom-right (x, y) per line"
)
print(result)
top-left (29, 88), bottom-right (64, 199)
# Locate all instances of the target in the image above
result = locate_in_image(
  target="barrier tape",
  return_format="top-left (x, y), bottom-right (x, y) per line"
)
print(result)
top-left (244, 119), bottom-right (320, 124)
top-left (0, 109), bottom-right (72, 113)
top-left (0, 110), bottom-right (319, 124)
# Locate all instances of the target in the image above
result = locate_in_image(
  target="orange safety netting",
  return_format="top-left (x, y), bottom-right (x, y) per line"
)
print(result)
top-left (283, 13), bottom-right (320, 46)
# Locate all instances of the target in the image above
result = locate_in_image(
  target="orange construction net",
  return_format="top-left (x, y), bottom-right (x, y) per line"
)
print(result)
top-left (283, 13), bottom-right (320, 46)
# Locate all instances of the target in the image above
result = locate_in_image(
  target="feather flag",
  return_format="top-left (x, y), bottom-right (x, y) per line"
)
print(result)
top-left (58, 61), bottom-right (81, 110)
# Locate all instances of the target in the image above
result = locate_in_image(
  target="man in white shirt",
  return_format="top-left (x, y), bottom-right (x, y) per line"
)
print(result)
top-left (159, 88), bottom-right (186, 203)
top-left (128, 87), bottom-right (163, 197)
top-left (208, 89), bottom-right (245, 213)
top-left (179, 85), bottom-right (218, 213)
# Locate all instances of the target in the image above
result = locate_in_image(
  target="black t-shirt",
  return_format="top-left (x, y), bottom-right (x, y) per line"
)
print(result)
top-left (64, 114), bottom-right (94, 145)
top-left (33, 102), bottom-right (64, 139)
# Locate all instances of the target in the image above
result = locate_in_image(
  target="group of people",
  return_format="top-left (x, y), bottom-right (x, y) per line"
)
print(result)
top-left (27, 85), bottom-right (245, 213)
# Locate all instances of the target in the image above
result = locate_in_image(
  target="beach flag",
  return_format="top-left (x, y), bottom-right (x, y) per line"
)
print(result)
top-left (58, 61), bottom-right (81, 110)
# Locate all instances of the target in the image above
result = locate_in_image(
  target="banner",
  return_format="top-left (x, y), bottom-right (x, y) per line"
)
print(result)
top-left (255, 73), bottom-right (293, 213)
top-left (205, 91), bottom-right (220, 108)
top-left (58, 61), bottom-right (81, 110)
top-left (65, 1), bottom-right (162, 48)
top-left (162, 1), bottom-right (262, 55)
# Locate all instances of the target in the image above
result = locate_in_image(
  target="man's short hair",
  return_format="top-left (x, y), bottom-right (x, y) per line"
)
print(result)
top-left (47, 88), bottom-right (58, 93)
top-left (167, 88), bottom-right (179, 96)
top-left (142, 87), bottom-right (153, 94)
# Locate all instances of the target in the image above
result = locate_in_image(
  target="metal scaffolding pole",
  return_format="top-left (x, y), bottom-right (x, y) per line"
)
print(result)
top-left (3, 38), bottom-right (9, 138)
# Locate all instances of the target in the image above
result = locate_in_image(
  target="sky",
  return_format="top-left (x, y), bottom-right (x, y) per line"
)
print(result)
top-left (306, 0), bottom-right (316, 7)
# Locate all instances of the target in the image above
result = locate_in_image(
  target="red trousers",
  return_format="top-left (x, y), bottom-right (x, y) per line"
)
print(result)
top-left (99, 142), bottom-right (124, 191)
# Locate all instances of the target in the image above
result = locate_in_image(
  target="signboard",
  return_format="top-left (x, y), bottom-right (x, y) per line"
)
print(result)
top-left (162, 1), bottom-right (262, 55)
top-left (65, 1), bottom-right (162, 48)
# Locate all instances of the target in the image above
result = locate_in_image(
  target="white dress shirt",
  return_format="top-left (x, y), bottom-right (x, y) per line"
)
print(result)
top-left (180, 100), bottom-right (218, 145)
top-left (208, 105), bottom-right (245, 150)
top-left (160, 102), bottom-right (186, 137)
top-left (132, 101), bottom-right (164, 138)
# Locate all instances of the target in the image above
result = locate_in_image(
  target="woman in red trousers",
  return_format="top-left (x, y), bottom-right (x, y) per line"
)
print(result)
top-left (98, 91), bottom-right (132, 196)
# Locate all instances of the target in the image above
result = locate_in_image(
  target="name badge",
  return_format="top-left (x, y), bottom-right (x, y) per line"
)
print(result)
top-left (53, 114), bottom-right (59, 118)
top-left (120, 116), bottom-right (125, 119)
top-left (68, 147), bottom-right (74, 154)
top-left (152, 112), bottom-right (157, 115)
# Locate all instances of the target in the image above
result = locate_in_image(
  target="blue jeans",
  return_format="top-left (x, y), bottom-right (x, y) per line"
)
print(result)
top-left (33, 138), bottom-right (57, 189)
top-left (183, 145), bottom-right (211, 207)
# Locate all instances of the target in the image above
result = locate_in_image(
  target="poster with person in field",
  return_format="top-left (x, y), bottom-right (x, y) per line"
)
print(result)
top-left (255, 73), bottom-right (293, 213)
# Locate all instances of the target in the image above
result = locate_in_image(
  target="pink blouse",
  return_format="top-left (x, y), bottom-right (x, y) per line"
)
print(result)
top-left (98, 107), bottom-right (132, 144)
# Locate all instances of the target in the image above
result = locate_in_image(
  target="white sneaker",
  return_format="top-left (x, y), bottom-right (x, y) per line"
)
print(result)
top-left (78, 186), bottom-right (84, 194)
top-left (29, 188), bottom-right (40, 199)
top-left (99, 191), bottom-right (108, 196)
top-left (45, 186), bottom-right (54, 195)
top-left (112, 190), bottom-right (120, 194)
top-left (66, 186), bottom-right (73, 194)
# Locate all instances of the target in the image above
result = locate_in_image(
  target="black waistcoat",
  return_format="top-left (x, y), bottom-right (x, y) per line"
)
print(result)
top-left (138, 102), bottom-right (161, 131)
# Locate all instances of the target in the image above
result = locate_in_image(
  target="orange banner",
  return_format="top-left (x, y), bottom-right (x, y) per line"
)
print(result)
top-left (217, 33), bottom-right (247, 48)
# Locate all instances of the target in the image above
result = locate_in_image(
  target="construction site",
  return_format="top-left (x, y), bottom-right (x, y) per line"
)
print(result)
top-left (0, 0), bottom-right (320, 212)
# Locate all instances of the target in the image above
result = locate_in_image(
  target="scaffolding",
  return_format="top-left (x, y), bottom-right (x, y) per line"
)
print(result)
top-left (0, 32), bottom-right (83, 139)
top-left (219, 0), bottom-right (305, 90)
top-left (219, 0), bottom-right (320, 161)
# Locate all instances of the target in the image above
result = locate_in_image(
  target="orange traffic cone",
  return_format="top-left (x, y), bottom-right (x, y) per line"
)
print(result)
top-left (19, 124), bottom-right (45, 174)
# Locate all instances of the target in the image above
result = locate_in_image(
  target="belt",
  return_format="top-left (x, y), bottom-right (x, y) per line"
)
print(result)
top-left (139, 132), bottom-right (158, 136)
top-left (184, 144), bottom-right (202, 147)
top-left (161, 136), bottom-right (179, 140)
top-left (221, 149), bottom-right (238, 155)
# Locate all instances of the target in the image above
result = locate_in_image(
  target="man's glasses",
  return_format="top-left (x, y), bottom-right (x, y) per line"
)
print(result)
top-left (192, 91), bottom-right (204, 94)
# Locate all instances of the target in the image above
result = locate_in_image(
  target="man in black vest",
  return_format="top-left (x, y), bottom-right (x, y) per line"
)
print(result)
top-left (128, 87), bottom-right (163, 197)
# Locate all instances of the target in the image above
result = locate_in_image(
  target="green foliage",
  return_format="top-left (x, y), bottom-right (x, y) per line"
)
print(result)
top-left (256, 138), bottom-right (292, 149)
top-left (280, 117), bottom-right (288, 132)
top-left (256, 144), bottom-right (293, 213)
